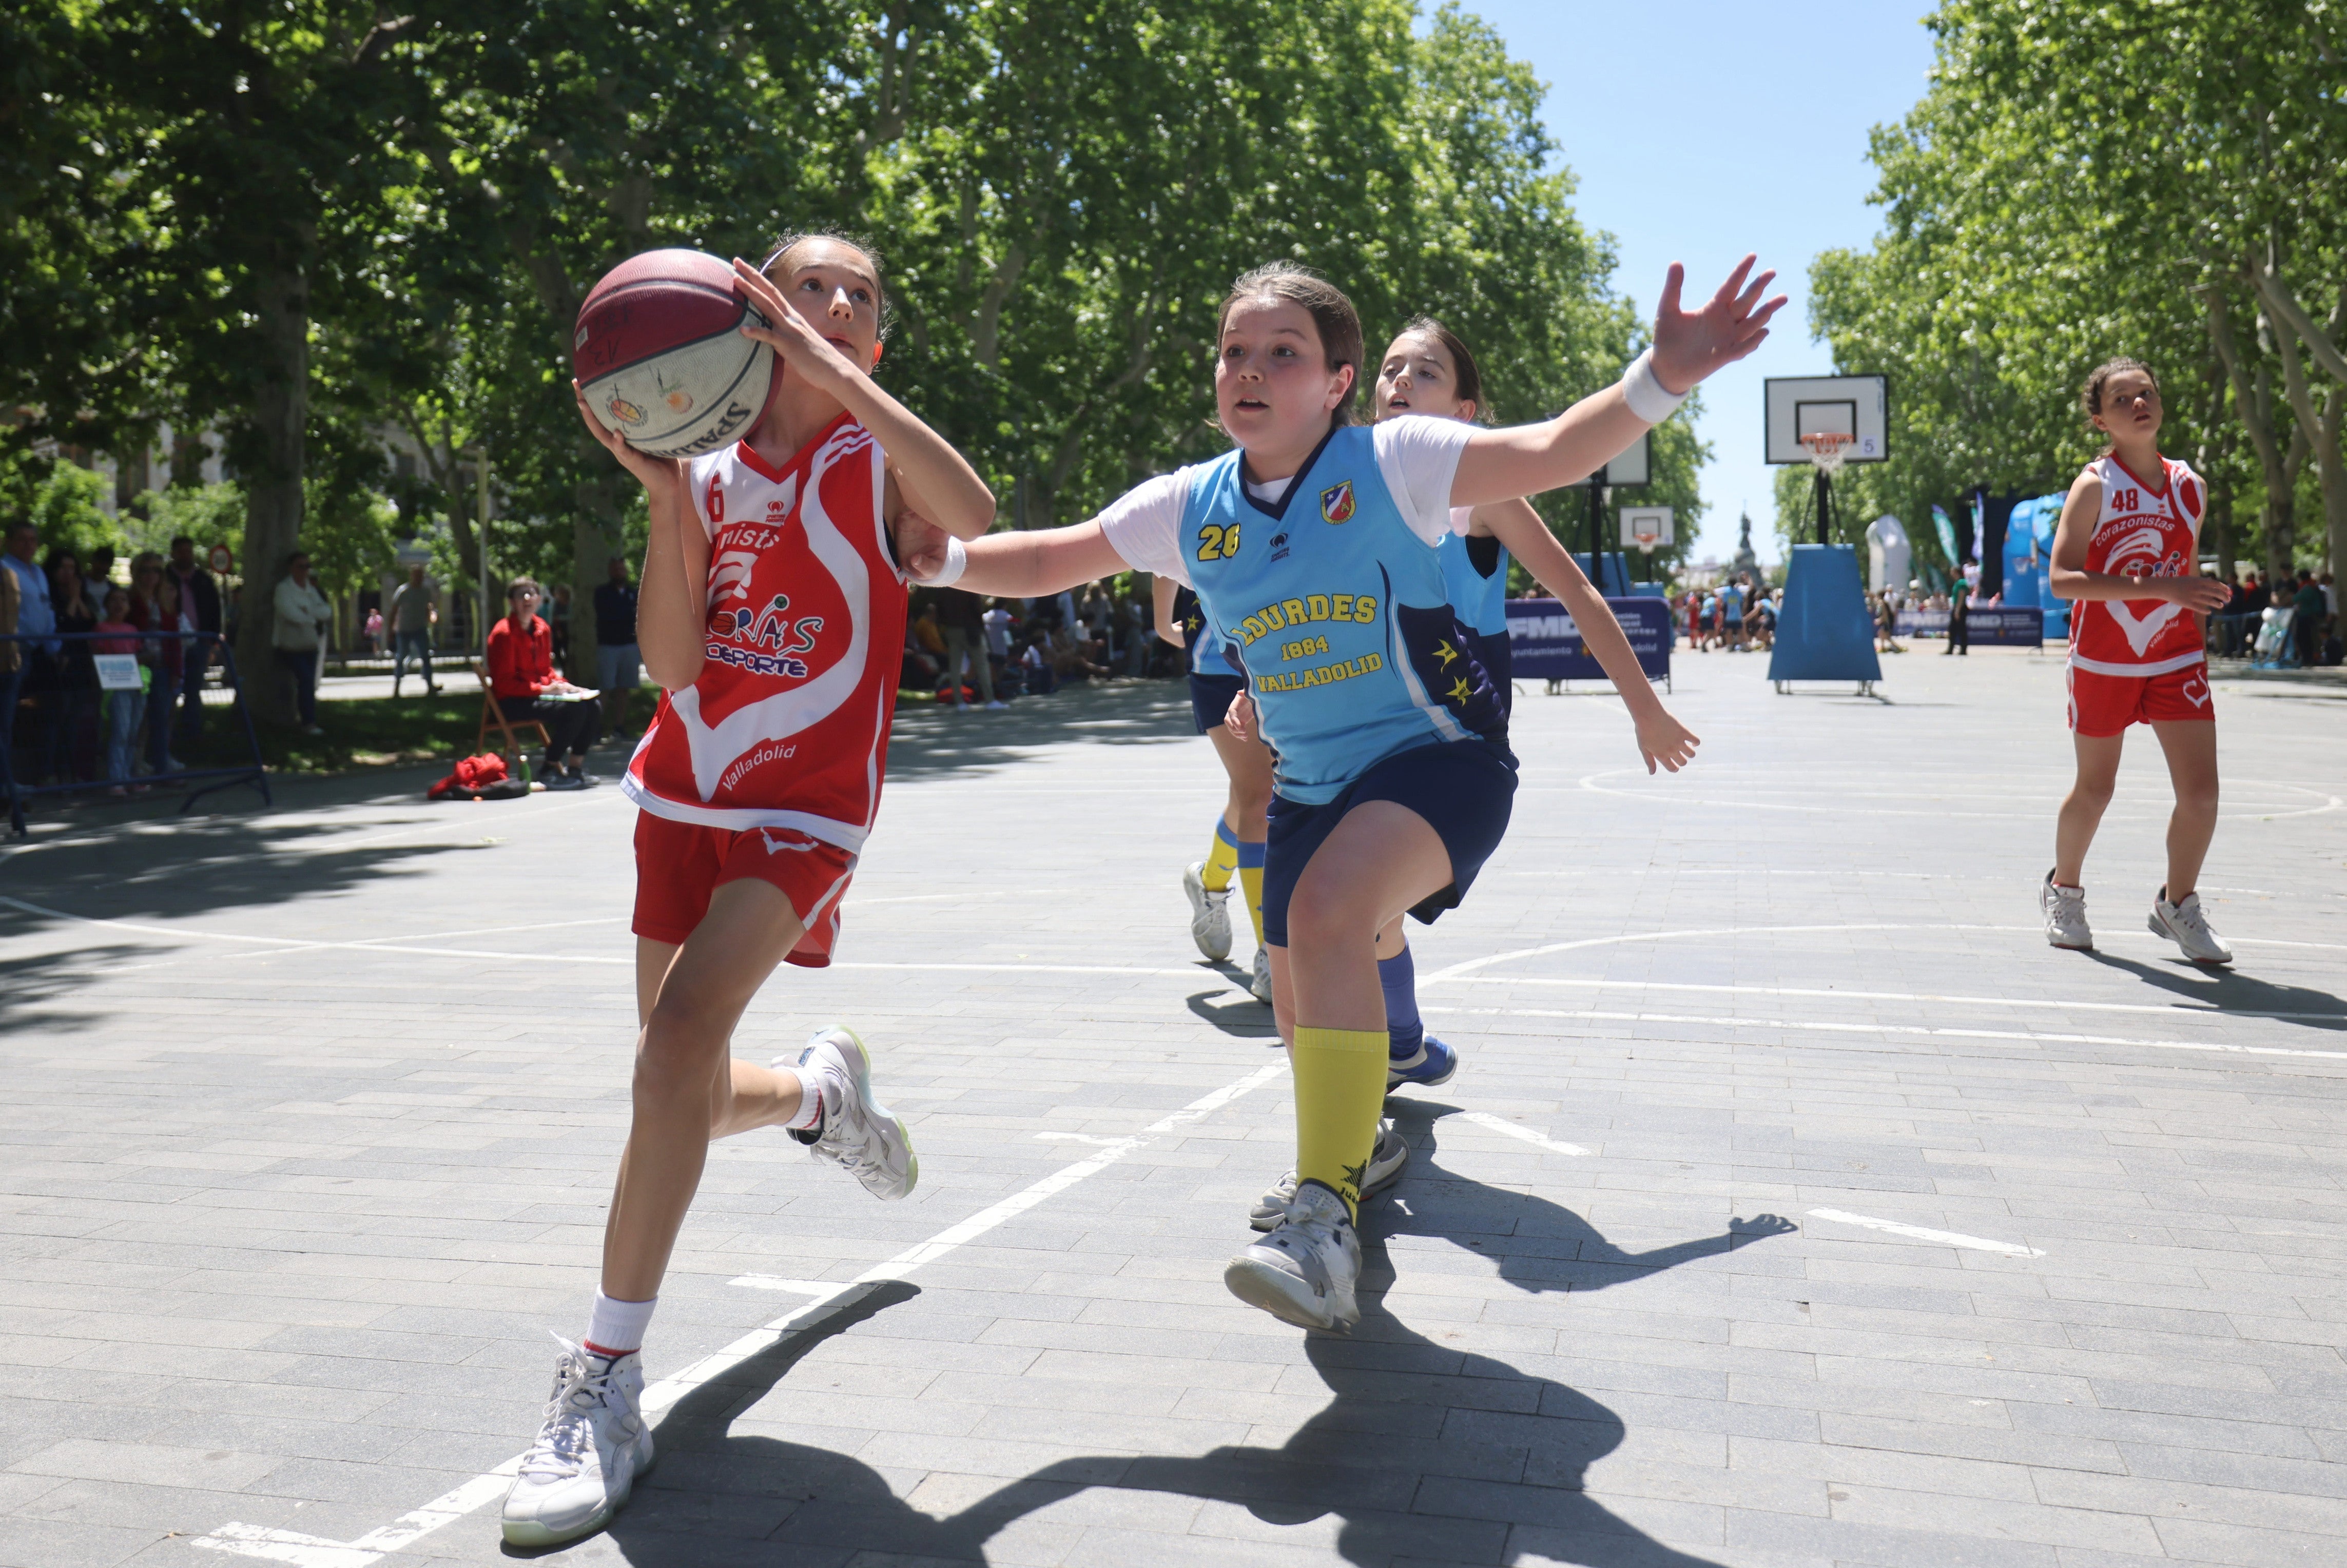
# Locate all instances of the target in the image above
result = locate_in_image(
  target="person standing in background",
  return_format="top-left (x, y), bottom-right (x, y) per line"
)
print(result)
top-left (934, 584), bottom-right (1000, 711)
top-left (4, 521), bottom-right (58, 779)
top-left (92, 586), bottom-right (145, 793)
top-left (595, 556), bottom-right (643, 739)
top-left (1945, 579), bottom-right (1971, 655)
top-left (548, 583), bottom-right (573, 668)
top-left (47, 550), bottom-right (100, 781)
top-left (126, 553), bottom-right (183, 774)
top-left (165, 536), bottom-right (222, 747)
top-left (981, 597), bottom-right (1013, 694)
top-left (272, 551), bottom-right (334, 734)
top-left (390, 564), bottom-right (440, 697)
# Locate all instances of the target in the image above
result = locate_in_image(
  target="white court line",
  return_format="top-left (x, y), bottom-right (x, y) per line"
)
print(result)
top-left (1451, 1110), bottom-right (1593, 1158)
top-left (1807, 1208), bottom-right (2044, 1258)
top-left (1436, 973), bottom-right (2347, 1026)
top-left (1420, 1004), bottom-right (2347, 1063)
top-left (190, 1059), bottom-right (1287, 1567)
top-left (1417, 922), bottom-right (2347, 986)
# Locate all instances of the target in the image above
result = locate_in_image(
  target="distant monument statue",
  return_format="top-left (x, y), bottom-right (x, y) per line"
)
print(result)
top-left (1733, 508), bottom-right (1760, 586)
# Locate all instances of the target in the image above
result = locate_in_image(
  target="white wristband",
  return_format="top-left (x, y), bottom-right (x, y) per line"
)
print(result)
top-left (1620, 349), bottom-right (1689, 424)
top-left (915, 535), bottom-right (967, 587)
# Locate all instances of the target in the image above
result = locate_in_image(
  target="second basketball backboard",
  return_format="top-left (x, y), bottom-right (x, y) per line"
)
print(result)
top-left (1764, 375), bottom-right (1888, 466)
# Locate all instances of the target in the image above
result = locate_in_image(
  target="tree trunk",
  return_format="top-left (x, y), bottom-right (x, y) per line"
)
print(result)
top-left (2205, 288), bottom-right (2298, 579)
top-left (234, 262), bottom-right (310, 724)
top-left (570, 471), bottom-right (626, 682)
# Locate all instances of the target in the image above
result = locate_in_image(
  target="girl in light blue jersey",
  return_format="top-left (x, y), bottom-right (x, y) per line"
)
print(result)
top-left (920, 258), bottom-right (1779, 1330)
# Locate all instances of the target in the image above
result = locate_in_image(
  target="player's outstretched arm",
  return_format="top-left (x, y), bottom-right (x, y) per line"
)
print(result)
top-left (1153, 576), bottom-right (1186, 647)
top-left (573, 379), bottom-right (705, 690)
top-left (730, 259), bottom-right (995, 541)
top-left (1450, 258), bottom-right (1785, 511)
top-left (926, 520), bottom-right (1131, 600)
top-left (1483, 498), bottom-right (1700, 774)
top-left (2048, 474), bottom-right (2229, 611)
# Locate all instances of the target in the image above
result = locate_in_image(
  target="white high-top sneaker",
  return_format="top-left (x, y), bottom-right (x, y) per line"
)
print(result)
top-left (2041, 872), bottom-right (2092, 951)
top-left (500, 1338), bottom-right (653, 1547)
top-left (1183, 862), bottom-right (1234, 961)
top-left (1225, 1180), bottom-right (1361, 1330)
top-left (1250, 946), bottom-right (1273, 1004)
top-left (2149, 888), bottom-right (2232, 965)
top-left (783, 1027), bottom-right (918, 1200)
top-left (1250, 1123), bottom-right (1409, 1231)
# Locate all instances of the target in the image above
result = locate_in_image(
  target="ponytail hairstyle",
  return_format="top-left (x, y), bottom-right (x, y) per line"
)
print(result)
top-left (2080, 356), bottom-right (2157, 423)
top-left (1216, 262), bottom-right (1365, 427)
top-left (1394, 315), bottom-right (1486, 421)
top-left (759, 229), bottom-right (894, 346)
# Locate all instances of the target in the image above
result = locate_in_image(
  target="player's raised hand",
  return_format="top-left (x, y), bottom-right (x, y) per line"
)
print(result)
top-left (731, 257), bottom-right (864, 394)
top-left (573, 379), bottom-right (687, 495)
top-left (1634, 705), bottom-right (1701, 775)
top-left (1650, 256), bottom-right (1787, 395)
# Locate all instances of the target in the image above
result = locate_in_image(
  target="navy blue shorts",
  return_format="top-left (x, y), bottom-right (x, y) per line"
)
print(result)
top-left (1261, 738), bottom-right (1518, 947)
top-left (1189, 672), bottom-right (1246, 734)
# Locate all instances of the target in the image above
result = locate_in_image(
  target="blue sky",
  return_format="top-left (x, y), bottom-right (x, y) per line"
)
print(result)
top-left (1457, 2), bottom-right (1942, 562)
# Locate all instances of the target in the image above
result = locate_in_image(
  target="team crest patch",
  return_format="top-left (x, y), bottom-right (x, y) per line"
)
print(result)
top-left (1320, 481), bottom-right (1355, 524)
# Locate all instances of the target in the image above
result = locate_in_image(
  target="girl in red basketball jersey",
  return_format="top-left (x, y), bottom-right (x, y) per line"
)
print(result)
top-left (2041, 357), bottom-right (2233, 962)
top-left (499, 235), bottom-right (994, 1549)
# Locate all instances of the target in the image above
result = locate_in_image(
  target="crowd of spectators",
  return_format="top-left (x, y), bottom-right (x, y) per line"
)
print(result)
top-left (900, 579), bottom-right (1168, 709)
top-left (2215, 567), bottom-right (2339, 667)
top-left (3, 522), bottom-right (236, 793)
top-left (1678, 572), bottom-right (1779, 653)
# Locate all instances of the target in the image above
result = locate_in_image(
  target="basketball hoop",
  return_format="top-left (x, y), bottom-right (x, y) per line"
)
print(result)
top-left (1631, 520), bottom-right (1661, 554)
top-left (1799, 431), bottom-right (1856, 478)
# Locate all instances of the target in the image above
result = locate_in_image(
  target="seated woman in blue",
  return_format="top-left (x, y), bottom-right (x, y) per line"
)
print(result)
top-left (919, 257), bottom-right (1780, 1330)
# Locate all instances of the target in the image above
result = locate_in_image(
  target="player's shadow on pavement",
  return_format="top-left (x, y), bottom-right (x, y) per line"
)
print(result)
top-left (2082, 950), bottom-right (2347, 1031)
top-left (602, 1112), bottom-right (1792, 1566)
top-left (883, 680), bottom-right (1200, 782)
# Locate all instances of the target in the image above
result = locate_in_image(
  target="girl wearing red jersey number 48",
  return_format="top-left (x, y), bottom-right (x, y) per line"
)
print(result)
top-left (2042, 357), bottom-right (2234, 963)
top-left (498, 234), bottom-right (995, 1550)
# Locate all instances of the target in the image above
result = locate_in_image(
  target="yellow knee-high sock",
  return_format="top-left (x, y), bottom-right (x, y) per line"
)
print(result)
top-left (1236, 839), bottom-right (1266, 948)
top-left (1290, 1027), bottom-right (1388, 1218)
top-left (1201, 818), bottom-right (1242, 893)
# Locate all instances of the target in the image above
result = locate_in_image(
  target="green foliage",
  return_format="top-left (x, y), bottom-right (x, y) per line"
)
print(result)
top-left (1790, 1), bottom-right (2347, 578)
top-left (127, 483), bottom-right (245, 560)
top-left (30, 464), bottom-right (125, 561)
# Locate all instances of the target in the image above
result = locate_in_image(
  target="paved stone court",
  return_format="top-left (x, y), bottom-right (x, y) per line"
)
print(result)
top-left (3, 646), bottom-right (2345, 1568)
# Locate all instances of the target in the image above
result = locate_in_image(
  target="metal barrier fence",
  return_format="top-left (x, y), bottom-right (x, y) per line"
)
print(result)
top-left (2, 630), bottom-right (271, 837)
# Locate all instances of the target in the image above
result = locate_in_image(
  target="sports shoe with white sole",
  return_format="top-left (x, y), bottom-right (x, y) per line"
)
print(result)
top-left (781, 1027), bottom-right (918, 1200)
top-left (1225, 1180), bottom-right (1361, 1330)
top-left (500, 1338), bottom-right (653, 1547)
top-left (1387, 1033), bottom-right (1458, 1090)
top-left (2041, 872), bottom-right (2092, 951)
top-left (1182, 862), bottom-right (1234, 961)
top-left (1250, 1122), bottom-right (1409, 1231)
top-left (1250, 946), bottom-right (1273, 1003)
top-left (2149, 888), bottom-right (2232, 965)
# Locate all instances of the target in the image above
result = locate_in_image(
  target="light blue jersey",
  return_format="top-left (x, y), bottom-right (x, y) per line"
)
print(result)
top-left (1437, 528), bottom-right (1510, 636)
top-left (1185, 426), bottom-right (1504, 804)
top-left (1190, 607), bottom-right (1244, 680)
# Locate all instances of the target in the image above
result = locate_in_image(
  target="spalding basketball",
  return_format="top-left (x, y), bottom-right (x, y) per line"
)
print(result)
top-left (574, 249), bottom-right (778, 459)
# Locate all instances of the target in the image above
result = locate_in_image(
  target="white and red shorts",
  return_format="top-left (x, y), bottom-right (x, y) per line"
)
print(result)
top-left (2066, 660), bottom-right (2215, 737)
top-left (631, 811), bottom-right (856, 966)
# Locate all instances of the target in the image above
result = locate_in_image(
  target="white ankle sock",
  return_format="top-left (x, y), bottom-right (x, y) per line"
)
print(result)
top-left (584, 1290), bottom-right (656, 1357)
top-left (784, 1063), bottom-right (825, 1131)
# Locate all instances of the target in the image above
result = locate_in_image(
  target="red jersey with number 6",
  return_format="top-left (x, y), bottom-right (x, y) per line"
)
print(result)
top-left (2070, 452), bottom-right (2205, 677)
top-left (622, 411), bottom-right (908, 851)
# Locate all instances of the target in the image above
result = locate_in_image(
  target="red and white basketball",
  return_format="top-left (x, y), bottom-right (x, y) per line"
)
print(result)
top-left (574, 249), bottom-right (778, 459)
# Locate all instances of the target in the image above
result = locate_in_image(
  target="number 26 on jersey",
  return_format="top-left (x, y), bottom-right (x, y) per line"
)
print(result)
top-left (1195, 523), bottom-right (1242, 562)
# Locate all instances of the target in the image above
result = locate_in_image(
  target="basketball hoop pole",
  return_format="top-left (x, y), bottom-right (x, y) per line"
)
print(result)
top-left (1814, 463), bottom-right (1831, 547)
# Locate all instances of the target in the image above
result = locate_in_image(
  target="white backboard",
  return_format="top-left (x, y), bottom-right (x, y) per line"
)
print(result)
top-left (1764, 374), bottom-right (1888, 465)
top-left (1599, 429), bottom-right (1649, 487)
top-left (1620, 506), bottom-right (1673, 549)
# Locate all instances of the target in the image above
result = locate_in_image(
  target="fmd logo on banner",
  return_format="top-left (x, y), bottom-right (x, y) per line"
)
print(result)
top-left (1504, 597), bottom-right (1673, 684)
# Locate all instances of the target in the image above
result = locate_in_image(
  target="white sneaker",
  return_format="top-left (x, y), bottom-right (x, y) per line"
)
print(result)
top-left (1182, 862), bottom-right (1233, 961)
top-left (983, 700), bottom-right (1007, 711)
top-left (1250, 1123), bottom-right (1408, 1231)
top-left (2041, 873), bottom-right (2092, 950)
top-left (2149, 889), bottom-right (2232, 965)
top-left (783, 1028), bottom-right (918, 1199)
top-left (1250, 946), bottom-right (1273, 1003)
top-left (1225, 1181), bottom-right (1360, 1330)
top-left (500, 1338), bottom-right (653, 1547)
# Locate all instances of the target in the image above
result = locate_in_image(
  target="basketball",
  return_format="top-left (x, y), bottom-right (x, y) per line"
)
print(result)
top-left (573, 248), bottom-right (778, 459)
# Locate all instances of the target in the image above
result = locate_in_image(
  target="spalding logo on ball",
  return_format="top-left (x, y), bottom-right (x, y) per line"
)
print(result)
top-left (574, 249), bottom-right (779, 459)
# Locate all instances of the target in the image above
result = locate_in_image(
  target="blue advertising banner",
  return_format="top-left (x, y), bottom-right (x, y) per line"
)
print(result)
top-left (1505, 597), bottom-right (1673, 684)
top-left (1966, 606), bottom-right (2043, 647)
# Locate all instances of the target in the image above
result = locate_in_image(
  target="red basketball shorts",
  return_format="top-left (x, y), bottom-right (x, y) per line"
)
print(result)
top-left (2066, 660), bottom-right (2215, 737)
top-left (631, 810), bottom-right (857, 966)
